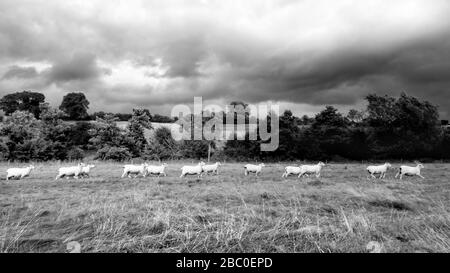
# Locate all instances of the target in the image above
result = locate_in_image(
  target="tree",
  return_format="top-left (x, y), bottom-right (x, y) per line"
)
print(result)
top-left (89, 114), bottom-right (133, 161)
top-left (271, 110), bottom-right (302, 160)
top-left (38, 103), bottom-right (72, 160)
top-left (309, 106), bottom-right (351, 160)
top-left (0, 111), bottom-right (41, 160)
top-left (126, 109), bottom-right (152, 157)
top-left (365, 93), bottom-right (441, 159)
top-left (347, 109), bottom-right (365, 124)
top-left (143, 127), bottom-right (180, 160)
top-left (0, 91), bottom-right (45, 118)
top-left (59, 92), bottom-right (90, 120)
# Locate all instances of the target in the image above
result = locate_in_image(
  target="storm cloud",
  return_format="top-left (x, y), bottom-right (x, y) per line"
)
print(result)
top-left (0, 0), bottom-right (449, 117)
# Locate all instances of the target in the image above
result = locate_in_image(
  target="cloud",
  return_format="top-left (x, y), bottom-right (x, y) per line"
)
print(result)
top-left (46, 52), bottom-right (111, 83)
top-left (0, 0), bottom-right (449, 118)
top-left (2, 66), bottom-right (38, 79)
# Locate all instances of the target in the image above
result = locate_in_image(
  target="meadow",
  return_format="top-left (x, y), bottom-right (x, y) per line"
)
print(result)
top-left (0, 161), bottom-right (449, 253)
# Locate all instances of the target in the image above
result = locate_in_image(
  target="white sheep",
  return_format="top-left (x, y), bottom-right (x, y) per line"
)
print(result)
top-left (298, 162), bottom-right (326, 178)
top-left (80, 164), bottom-right (96, 178)
top-left (367, 163), bottom-right (392, 179)
top-left (145, 163), bottom-right (168, 177)
top-left (282, 166), bottom-right (302, 178)
top-left (55, 163), bottom-right (85, 180)
top-left (180, 162), bottom-right (205, 178)
top-left (121, 163), bottom-right (148, 178)
top-left (244, 163), bottom-right (265, 176)
top-left (6, 165), bottom-right (35, 180)
top-left (202, 162), bottom-right (222, 175)
top-left (395, 163), bottom-right (425, 180)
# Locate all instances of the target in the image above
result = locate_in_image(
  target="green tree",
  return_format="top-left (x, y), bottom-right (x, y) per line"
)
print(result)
top-left (59, 92), bottom-right (90, 120)
top-left (0, 91), bottom-right (45, 118)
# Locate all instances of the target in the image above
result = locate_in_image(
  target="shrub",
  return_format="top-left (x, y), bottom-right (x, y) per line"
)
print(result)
top-left (95, 146), bottom-right (132, 161)
top-left (67, 147), bottom-right (85, 160)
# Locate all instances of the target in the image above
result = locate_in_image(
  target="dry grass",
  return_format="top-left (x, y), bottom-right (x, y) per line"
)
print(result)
top-left (0, 161), bottom-right (449, 253)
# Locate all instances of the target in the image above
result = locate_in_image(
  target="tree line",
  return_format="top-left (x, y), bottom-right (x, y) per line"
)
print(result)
top-left (0, 91), bottom-right (448, 162)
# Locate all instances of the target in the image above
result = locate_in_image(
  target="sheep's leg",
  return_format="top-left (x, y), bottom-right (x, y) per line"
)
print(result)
top-left (379, 173), bottom-right (383, 179)
top-left (370, 173), bottom-right (376, 179)
top-left (418, 174), bottom-right (425, 179)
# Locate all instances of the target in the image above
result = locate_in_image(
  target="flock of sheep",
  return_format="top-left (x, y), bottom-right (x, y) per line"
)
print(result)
top-left (4, 161), bottom-right (425, 181)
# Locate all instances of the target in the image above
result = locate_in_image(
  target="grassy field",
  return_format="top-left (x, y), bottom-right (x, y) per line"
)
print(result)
top-left (0, 161), bottom-right (449, 253)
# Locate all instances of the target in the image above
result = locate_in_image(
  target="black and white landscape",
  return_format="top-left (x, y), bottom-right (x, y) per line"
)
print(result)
top-left (0, 0), bottom-right (449, 254)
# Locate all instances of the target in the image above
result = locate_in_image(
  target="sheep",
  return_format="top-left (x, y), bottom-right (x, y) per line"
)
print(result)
top-left (55, 163), bottom-right (85, 180)
top-left (6, 165), bottom-right (35, 180)
top-left (298, 162), bottom-right (326, 178)
top-left (121, 163), bottom-right (148, 178)
top-left (367, 163), bottom-right (392, 179)
top-left (80, 164), bottom-right (96, 178)
top-left (244, 163), bottom-right (265, 176)
top-left (145, 163), bottom-right (168, 177)
top-left (180, 162), bottom-right (205, 178)
top-left (395, 163), bottom-right (425, 180)
top-left (282, 166), bottom-right (302, 178)
top-left (202, 162), bottom-right (222, 175)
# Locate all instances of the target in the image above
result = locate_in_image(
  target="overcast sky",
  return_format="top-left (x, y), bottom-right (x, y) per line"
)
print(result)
top-left (0, 0), bottom-right (449, 118)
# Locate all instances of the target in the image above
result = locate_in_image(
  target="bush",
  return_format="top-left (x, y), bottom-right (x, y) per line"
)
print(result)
top-left (67, 147), bottom-right (85, 160)
top-left (179, 140), bottom-right (210, 160)
top-left (95, 146), bottom-right (132, 161)
top-left (143, 127), bottom-right (180, 160)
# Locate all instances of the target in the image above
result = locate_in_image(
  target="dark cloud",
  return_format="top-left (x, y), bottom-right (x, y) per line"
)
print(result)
top-left (0, 0), bottom-right (449, 118)
top-left (2, 66), bottom-right (38, 79)
top-left (47, 52), bottom-right (111, 83)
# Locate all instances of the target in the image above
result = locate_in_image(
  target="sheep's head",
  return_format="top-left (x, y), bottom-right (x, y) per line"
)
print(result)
top-left (88, 164), bottom-right (96, 169)
top-left (385, 163), bottom-right (392, 168)
top-left (29, 165), bottom-right (35, 169)
top-left (162, 163), bottom-right (168, 166)
top-left (260, 163), bottom-right (265, 167)
top-left (199, 162), bottom-right (206, 166)
top-left (318, 162), bottom-right (325, 167)
top-left (216, 162), bottom-right (222, 166)
top-left (417, 163), bottom-right (424, 169)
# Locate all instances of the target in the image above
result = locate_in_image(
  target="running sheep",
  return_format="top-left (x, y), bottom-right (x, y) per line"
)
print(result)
top-left (145, 163), bottom-right (168, 177)
top-left (282, 166), bottom-right (302, 178)
top-left (55, 163), bottom-right (85, 180)
top-left (121, 163), bottom-right (148, 178)
top-left (6, 165), bottom-right (35, 180)
top-left (180, 162), bottom-right (205, 178)
top-left (202, 162), bottom-right (222, 175)
top-left (298, 162), bottom-right (326, 178)
top-left (367, 163), bottom-right (392, 179)
top-left (244, 163), bottom-right (265, 176)
top-left (395, 163), bottom-right (425, 180)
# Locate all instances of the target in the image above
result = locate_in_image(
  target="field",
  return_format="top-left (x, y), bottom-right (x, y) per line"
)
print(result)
top-left (0, 161), bottom-right (449, 253)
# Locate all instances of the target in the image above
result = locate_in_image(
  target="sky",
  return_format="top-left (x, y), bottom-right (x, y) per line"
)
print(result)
top-left (0, 0), bottom-right (449, 118)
